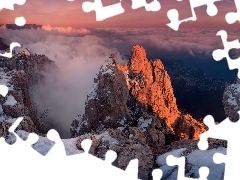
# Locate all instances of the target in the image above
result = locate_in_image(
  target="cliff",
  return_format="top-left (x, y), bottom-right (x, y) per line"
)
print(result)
top-left (0, 68), bottom-right (39, 142)
top-left (70, 45), bottom-right (208, 179)
top-left (0, 50), bottom-right (58, 134)
top-left (71, 45), bottom-right (207, 141)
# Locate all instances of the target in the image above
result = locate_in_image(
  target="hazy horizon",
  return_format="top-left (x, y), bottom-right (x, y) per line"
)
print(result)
top-left (0, 0), bottom-right (239, 28)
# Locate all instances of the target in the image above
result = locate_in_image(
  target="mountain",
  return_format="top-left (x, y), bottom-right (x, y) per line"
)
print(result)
top-left (0, 68), bottom-right (39, 143)
top-left (0, 49), bottom-right (58, 134)
top-left (1, 24), bottom-right (42, 30)
top-left (71, 45), bottom-right (207, 141)
top-left (0, 45), bottom-right (228, 180)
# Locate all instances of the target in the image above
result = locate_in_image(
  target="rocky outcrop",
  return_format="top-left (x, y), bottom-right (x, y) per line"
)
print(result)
top-left (222, 78), bottom-right (240, 121)
top-left (76, 127), bottom-right (153, 180)
top-left (0, 68), bottom-right (39, 140)
top-left (0, 50), bottom-right (59, 134)
top-left (71, 45), bottom-right (207, 143)
top-left (70, 45), bottom-right (208, 180)
top-left (118, 45), bottom-right (207, 140)
top-left (70, 63), bottom-right (134, 137)
top-left (0, 51), bottom-right (57, 86)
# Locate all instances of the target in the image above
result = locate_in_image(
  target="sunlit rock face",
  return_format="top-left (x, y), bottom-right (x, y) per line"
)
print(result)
top-left (69, 45), bottom-right (209, 180)
top-left (71, 45), bottom-right (207, 142)
top-left (118, 45), bottom-right (206, 141)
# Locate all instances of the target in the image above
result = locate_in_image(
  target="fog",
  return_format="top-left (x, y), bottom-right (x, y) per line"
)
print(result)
top-left (0, 26), bottom-right (238, 137)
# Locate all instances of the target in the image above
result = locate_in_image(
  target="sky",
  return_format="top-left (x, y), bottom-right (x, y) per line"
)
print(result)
top-left (0, 0), bottom-right (239, 28)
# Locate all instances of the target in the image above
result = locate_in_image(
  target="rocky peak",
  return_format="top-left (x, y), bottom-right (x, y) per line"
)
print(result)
top-left (118, 45), bottom-right (205, 140)
top-left (129, 46), bottom-right (179, 125)
top-left (70, 62), bottom-right (134, 137)
top-left (71, 45), bottom-right (207, 143)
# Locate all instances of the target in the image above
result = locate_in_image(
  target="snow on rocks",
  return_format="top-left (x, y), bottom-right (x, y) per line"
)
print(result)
top-left (156, 147), bottom-right (226, 180)
top-left (138, 116), bottom-right (152, 132)
top-left (0, 68), bottom-right (14, 90)
top-left (223, 78), bottom-right (240, 121)
top-left (3, 95), bottom-right (17, 106)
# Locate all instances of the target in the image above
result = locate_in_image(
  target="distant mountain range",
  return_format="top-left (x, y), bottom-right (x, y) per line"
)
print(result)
top-left (0, 24), bottom-right (42, 30)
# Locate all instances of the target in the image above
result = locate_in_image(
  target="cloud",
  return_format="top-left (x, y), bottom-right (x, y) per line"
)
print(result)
top-left (1, 26), bottom-right (239, 137)
top-left (41, 25), bottom-right (91, 35)
top-left (0, 26), bottom-right (125, 138)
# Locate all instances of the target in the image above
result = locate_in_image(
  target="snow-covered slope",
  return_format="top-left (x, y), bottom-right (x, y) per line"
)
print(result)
top-left (156, 147), bottom-right (226, 180)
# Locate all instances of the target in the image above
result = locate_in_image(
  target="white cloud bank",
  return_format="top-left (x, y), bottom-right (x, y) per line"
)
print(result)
top-left (0, 26), bottom-right (239, 137)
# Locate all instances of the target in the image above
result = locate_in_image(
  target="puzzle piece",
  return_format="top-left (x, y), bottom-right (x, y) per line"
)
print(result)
top-left (152, 169), bottom-right (163, 180)
top-left (0, 0), bottom-right (26, 26)
top-left (0, 85), bottom-right (8, 97)
top-left (0, 0), bottom-right (26, 11)
top-left (212, 30), bottom-right (240, 79)
top-left (15, 16), bottom-right (26, 26)
top-left (82, 0), bottom-right (125, 21)
top-left (198, 111), bottom-right (240, 180)
top-left (167, 0), bottom-right (221, 31)
top-left (0, 42), bottom-right (21, 58)
top-left (131, 0), bottom-right (161, 12)
top-left (166, 155), bottom-right (209, 180)
top-left (225, 0), bottom-right (240, 24)
top-left (45, 129), bottom-right (66, 157)
top-left (79, 139), bottom-right (139, 179)
top-left (0, 118), bottom-right (141, 180)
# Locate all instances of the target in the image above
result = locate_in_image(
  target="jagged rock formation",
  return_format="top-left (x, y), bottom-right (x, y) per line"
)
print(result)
top-left (0, 68), bottom-right (39, 140)
top-left (0, 51), bottom-right (57, 86)
top-left (70, 63), bottom-right (134, 137)
top-left (70, 45), bottom-right (208, 179)
top-left (71, 45), bottom-right (207, 141)
top-left (118, 45), bottom-right (207, 140)
top-left (0, 50), bottom-right (58, 134)
top-left (76, 127), bottom-right (153, 180)
top-left (222, 78), bottom-right (240, 121)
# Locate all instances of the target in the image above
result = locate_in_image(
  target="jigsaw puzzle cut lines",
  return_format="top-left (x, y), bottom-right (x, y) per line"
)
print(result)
top-left (15, 16), bottom-right (26, 26)
top-left (225, 0), bottom-right (240, 24)
top-left (167, 0), bottom-right (221, 31)
top-left (0, 118), bottom-right (140, 180)
top-left (0, 42), bottom-right (21, 58)
top-left (0, 0), bottom-right (26, 11)
top-left (82, 0), bottom-right (125, 21)
top-left (0, 0), bottom-right (26, 58)
top-left (131, 0), bottom-right (161, 12)
top-left (198, 111), bottom-right (240, 180)
top-left (212, 30), bottom-right (240, 79)
top-left (0, 85), bottom-right (9, 97)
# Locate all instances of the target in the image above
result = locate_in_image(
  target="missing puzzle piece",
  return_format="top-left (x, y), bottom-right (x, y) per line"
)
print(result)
top-left (212, 30), bottom-right (240, 79)
top-left (82, 0), bottom-right (124, 21)
top-left (198, 112), bottom-right (240, 180)
top-left (167, 0), bottom-right (221, 31)
top-left (225, 0), bottom-right (240, 24)
top-left (131, 0), bottom-right (161, 12)
top-left (0, 0), bottom-right (26, 10)
top-left (0, 42), bottom-right (21, 58)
